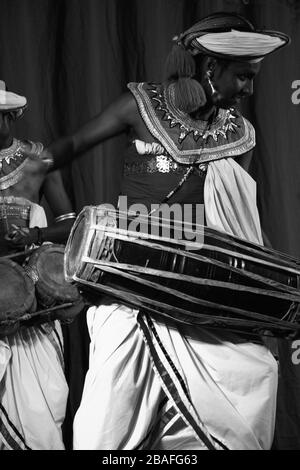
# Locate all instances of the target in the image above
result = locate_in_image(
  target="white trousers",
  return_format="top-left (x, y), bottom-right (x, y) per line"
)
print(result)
top-left (73, 303), bottom-right (277, 450)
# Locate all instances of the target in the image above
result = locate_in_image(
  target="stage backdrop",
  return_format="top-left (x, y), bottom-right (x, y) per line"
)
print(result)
top-left (0, 0), bottom-right (300, 449)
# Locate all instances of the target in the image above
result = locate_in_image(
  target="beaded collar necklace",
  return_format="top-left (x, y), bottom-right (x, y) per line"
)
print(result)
top-left (0, 139), bottom-right (23, 167)
top-left (0, 139), bottom-right (28, 191)
top-left (153, 83), bottom-right (238, 144)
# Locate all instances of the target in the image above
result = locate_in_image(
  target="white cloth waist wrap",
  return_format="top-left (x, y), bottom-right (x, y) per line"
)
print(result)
top-left (0, 202), bottom-right (68, 450)
top-left (204, 157), bottom-right (263, 245)
top-left (29, 200), bottom-right (48, 229)
top-left (73, 157), bottom-right (277, 451)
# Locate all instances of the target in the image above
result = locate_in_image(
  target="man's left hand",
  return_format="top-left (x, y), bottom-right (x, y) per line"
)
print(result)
top-left (5, 225), bottom-right (38, 248)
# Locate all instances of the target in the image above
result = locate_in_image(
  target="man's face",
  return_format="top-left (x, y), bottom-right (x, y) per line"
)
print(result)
top-left (0, 111), bottom-right (14, 139)
top-left (211, 60), bottom-right (261, 108)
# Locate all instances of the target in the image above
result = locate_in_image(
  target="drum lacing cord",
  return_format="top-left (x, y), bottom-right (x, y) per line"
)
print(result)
top-left (281, 301), bottom-right (299, 323)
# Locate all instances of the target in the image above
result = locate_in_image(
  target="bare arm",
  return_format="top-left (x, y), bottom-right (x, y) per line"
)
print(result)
top-left (7, 170), bottom-right (76, 247)
top-left (46, 92), bottom-right (137, 170)
top-left (39, 170), bottom-right (75, 243)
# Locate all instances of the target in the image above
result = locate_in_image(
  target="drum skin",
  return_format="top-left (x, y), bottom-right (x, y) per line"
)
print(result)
top-left (26, 244), bottom-right (81, 308)
top-left (0, 259), bottom-right (36, 336)
top-left (65, 207), bottom-right (115, 284)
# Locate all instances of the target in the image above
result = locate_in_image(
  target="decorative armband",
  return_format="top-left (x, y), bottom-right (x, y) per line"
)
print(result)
top-left (55, 212), bottom-right (76, 224)
top-left (40, 149), bottom-right (55, 170)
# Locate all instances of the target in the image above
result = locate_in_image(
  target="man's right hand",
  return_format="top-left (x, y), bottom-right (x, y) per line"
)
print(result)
top-left (23, 149), bottom-right (53, 175)
top-left (5, 225), bottom-right (39, 248)
top-left (38, 149), bottom-right (55, 170)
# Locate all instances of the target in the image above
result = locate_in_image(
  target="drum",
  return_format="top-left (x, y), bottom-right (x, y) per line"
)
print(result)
top-left (65, 206), bottom-right (300, 337)
top-left (0, 259), bottom-right (36, 336)
top-left (25, 244), bottom-right (82, 310)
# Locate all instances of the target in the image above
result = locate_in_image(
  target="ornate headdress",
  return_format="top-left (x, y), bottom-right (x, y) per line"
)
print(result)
top-left (165, 12), bottom-right (290, 113)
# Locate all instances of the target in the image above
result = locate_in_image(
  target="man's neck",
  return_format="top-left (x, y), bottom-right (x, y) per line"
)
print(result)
top-left (190, 103), bottom-right (217, 122)
top-left (0, 136), bottom-right (14, 151)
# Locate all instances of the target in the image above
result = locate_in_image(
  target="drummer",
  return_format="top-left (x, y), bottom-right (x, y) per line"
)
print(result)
top-left (0, 84), bottom-right (76, 449)
top-left (0, 83), bottom-right (76, 254)
top-left (35, 13), bottom-right (290, 450)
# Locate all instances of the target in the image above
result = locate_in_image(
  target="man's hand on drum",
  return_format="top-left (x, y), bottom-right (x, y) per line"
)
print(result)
top-left (5, 225), bottom-right (39, 248)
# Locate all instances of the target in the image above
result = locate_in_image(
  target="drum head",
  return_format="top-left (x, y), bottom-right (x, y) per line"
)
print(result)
top-left (0, 259), bottom-right (35, 320)
top-left (65, 206), bottom-right (116, 282)
top-left (65, 209), bottom-right (88, 281)
top-left (26, 244), bottom-right (81, 307)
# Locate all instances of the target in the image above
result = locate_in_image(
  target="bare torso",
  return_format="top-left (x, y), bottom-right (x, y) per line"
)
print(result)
top-left (0, 141), bottom-right (45, 203)
top-left (1, 173), bottom-right (45, 203)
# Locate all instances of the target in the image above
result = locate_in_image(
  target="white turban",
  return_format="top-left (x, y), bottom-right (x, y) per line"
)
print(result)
top-left (195, 30), bottom-right (287, 61)
top-left (176, 13), bottom-right (290, 61)
top-left (0, 80), bottom-right (27, 117)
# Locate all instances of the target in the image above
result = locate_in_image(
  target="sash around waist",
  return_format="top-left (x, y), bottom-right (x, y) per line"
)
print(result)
top-left (124, 155), bottom-right (208, 177)
top-left (0, 204), bottom-right (31, 221)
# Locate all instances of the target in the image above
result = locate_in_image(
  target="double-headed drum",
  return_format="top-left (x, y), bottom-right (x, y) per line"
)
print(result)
top-left (65, 206), bottom-right (300, 337)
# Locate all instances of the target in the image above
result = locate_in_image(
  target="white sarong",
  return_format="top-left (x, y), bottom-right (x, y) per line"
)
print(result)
top-left (0, 201), bottom-right (68, 450)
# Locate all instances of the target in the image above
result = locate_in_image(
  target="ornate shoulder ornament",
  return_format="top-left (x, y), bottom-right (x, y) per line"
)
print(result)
top-left (0, 139), bottom-right (44, 190)
top-left (128, 82), bottom-right (255, 165)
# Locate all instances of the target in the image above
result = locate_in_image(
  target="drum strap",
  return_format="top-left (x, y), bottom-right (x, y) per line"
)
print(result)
top-left (148, 165), bottom-right (194, 216)
top-left (148, 120), bottom-right (211, 217)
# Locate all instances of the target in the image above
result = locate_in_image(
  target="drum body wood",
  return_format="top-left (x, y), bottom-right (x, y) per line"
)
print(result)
top-left (65, 206), bottom-right (300, 336)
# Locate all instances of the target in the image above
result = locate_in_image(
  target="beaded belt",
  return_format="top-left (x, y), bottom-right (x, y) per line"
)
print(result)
top-left (0, 204), bottom-right (31, 222)
top-left (124, 155), bottom-right (207, 176)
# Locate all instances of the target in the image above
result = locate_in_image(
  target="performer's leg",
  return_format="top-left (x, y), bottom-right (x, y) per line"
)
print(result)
top-left (151, 319), bottom-right (278, 450)
top-left (73, 303), bottom-right (164, 450)
top-left (0, 321), bottom-right (68, 450)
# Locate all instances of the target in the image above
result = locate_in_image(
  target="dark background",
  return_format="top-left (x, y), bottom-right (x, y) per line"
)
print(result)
top-left (0, 0), bottom-right (299, 449)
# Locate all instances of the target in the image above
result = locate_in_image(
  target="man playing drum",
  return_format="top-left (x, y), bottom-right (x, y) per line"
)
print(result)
top-left (0, 84), bottom-right (77, 449)
top-left (36, 13), bottom-right (290, 450)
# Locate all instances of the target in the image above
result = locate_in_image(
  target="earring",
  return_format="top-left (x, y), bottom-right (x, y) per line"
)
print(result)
top-left (206, 70), bottom-right (217, 96)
